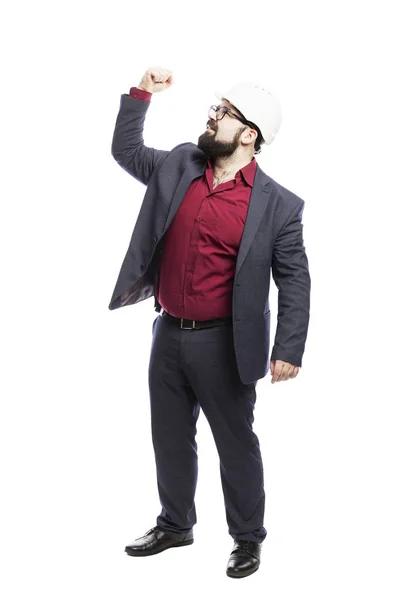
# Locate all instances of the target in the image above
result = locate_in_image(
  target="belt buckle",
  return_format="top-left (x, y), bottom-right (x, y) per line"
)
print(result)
top-left (181, 318), bottom-right (196, 330)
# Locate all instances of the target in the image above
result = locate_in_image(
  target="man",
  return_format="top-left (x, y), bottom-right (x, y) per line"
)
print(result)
top-left (109, 67), bottom-right (311, 578)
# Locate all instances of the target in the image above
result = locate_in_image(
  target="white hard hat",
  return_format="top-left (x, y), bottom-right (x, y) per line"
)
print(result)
top-left (215, 81), bottom-right (282, 146)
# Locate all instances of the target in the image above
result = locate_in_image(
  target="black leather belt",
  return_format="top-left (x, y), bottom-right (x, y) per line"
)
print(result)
top-left (161, 309), bottom-right (233, 330)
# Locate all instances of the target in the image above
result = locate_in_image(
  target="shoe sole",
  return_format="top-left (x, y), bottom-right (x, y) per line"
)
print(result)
top-left (226, 564), bottom-right (259, 578)
top-left (125, 537), bottom-right (194, 557)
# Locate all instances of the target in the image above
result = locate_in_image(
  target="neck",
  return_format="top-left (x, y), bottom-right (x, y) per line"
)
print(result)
top-left (212, 154), bottom-right (254, 178)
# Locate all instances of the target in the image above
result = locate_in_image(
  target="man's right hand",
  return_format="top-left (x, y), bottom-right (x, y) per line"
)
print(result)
top-left (137, 67), bottom-right (174, 93)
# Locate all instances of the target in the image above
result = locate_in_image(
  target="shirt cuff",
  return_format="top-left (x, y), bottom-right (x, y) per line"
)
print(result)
top-left (129, 86), bottom-right (152, 102)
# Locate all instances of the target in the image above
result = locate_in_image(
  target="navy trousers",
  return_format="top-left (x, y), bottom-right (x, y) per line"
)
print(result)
top-left (147, 311), bottom-right (267, 543)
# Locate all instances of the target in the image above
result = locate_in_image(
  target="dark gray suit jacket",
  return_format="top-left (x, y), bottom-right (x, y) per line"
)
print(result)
top-left (109, 94), bottom-right (311, 385)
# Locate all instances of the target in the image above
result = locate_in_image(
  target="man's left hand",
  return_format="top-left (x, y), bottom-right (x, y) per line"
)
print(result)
top-left (270, 359), bottom-right (300, 383)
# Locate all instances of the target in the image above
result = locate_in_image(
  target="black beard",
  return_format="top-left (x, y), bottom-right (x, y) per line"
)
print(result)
top-left (197, 128), bottom-right (241, 160)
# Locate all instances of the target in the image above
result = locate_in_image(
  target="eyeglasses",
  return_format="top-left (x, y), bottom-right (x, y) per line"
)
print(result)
top-left (208, 104), bottom-right (249, 126)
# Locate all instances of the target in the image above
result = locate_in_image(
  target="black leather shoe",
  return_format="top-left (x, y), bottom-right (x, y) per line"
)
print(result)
top-left (125, 526), bottom-right (194, 557)
top-left (226, 540), bottom-right (262, 578)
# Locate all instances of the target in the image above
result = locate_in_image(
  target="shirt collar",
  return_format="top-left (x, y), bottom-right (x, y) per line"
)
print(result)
top-left (206, 157), bottom-right (257, 187)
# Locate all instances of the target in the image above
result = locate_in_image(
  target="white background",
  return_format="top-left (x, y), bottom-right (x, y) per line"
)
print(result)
top-left (1, 0), bottom-right (399, 597)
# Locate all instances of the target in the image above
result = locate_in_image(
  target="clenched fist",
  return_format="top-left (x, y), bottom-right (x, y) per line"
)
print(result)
top-left (270, 359), bottom-right (300, 383)
top-left (137, 67), bottom-right (174, 93)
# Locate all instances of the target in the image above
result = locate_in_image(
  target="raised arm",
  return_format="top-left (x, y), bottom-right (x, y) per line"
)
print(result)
top-left (111, 67), bottom-right (174, 186)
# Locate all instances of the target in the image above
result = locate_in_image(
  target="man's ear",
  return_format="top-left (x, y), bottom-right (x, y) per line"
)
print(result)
top-left (243, 128), bottom-right (257, 146)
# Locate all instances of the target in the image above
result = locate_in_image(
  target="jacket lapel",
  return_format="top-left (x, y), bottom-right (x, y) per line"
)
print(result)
top-left (235, 165), bottom-right (271, 277)
top-left (163, 158), bottom-right (206, 232)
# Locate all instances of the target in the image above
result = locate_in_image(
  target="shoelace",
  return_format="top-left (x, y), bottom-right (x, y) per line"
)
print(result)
top-left (232, 540), bottom-right (259, 559)
top-left (234, 541), bottom-right (252, 549)
top-left (135, 526), bottom-right (159, 541)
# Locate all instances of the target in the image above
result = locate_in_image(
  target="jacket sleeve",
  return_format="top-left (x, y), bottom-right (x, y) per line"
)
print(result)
top-left (111, 89), bottom-right (170, 186)
top-left (270, 201), bottom-right (311, 367)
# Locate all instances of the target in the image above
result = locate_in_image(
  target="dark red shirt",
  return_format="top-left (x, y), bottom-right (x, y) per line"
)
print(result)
top-left (129, 86), bottom-right (257, 320)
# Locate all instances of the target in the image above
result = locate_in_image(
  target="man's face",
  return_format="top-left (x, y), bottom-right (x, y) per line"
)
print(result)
top-left (197, 100), bottom-right (247, 160)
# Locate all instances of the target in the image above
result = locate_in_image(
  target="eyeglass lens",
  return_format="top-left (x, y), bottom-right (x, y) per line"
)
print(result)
top-left (209, 105), bottom-right (226, 120)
